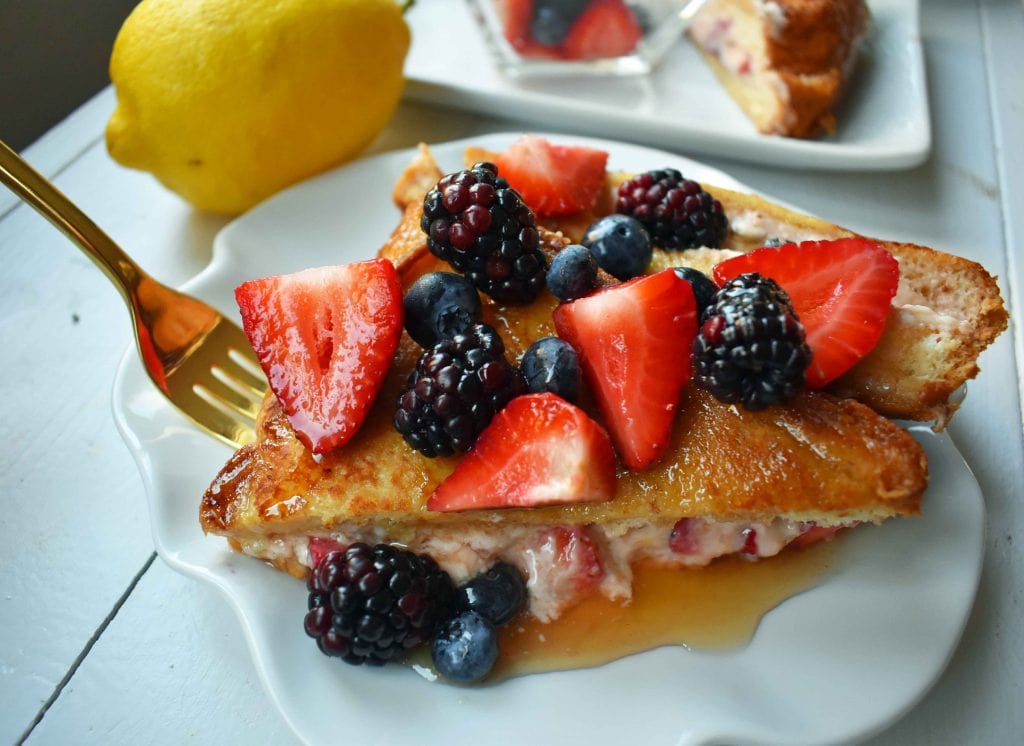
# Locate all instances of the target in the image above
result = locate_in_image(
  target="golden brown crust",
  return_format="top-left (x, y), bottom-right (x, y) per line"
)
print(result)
top-left (830, 242), bottom-right (1009, 424)
top-left (392, 142), bottom-right (442, 209)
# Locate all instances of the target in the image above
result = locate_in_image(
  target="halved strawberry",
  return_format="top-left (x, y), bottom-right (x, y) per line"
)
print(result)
top-left (561, 0), bottom-right (643, 60)
top-left (553, 269), bottom-right (697, 470)
top-left (495, 134), bottom-right (609, 217)
top-left (235, 259), bottom-right (403, 454)
top-left (713, 238), bottom-right (899, 388)
top-left (427, 393), bottom-right (616, 512)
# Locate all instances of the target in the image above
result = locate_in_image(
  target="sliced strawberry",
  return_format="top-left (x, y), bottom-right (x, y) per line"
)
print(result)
top-left (427, 393), bottom-right (616, 512)
top-left (496, 134), bottom-right (609, 217)
top-left (560, 0), bottom-right (643, 60)
top-left (713, 238), bottom-right (899, 388)
top-left (235, 259), bottom-right (403, 454)
top-left (307, 537), bottom-right (346, 566)
top-left (553, 269), bottom-right (697, 470)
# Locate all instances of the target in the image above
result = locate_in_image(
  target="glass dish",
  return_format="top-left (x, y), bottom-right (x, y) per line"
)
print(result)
top-left (467, 0), bottom-right (705, 76)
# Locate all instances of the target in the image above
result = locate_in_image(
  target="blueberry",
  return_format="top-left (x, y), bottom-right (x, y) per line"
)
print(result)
top-left (520, 337), bottom-right (582, 404)
top-left (457, 562), bottom-right (528, 626)
top-left (581, 215), bottom-right (653, 281)
top-left (673, 267), bottom-right (719, 318)
top-left (404, 272), bottom-right (482, 348)
top-left (431, 610), bottom-right (499, 683)
top-left (531, 0), bottom-right (589, 46)
top-left (546, 244), bottom-right (598, 302)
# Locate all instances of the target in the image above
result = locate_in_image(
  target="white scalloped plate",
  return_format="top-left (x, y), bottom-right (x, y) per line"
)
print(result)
top-left (112, 134), bottom-right (981, 746)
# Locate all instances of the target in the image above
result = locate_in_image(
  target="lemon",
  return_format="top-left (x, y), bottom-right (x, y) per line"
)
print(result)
top-left (106, 0), bottom-right (410, 214)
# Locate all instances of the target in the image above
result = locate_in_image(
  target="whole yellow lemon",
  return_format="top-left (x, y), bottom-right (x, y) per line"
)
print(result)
top-left (106, 0), bottom-right (410, 214)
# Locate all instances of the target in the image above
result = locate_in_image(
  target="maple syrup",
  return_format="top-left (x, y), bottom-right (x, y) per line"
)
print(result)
top-left (490, 539), bottom-right (840, 679)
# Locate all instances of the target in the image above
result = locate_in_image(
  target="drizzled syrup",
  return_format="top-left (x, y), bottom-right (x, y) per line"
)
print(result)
top-left (491, 540), bottom-right (839, 679)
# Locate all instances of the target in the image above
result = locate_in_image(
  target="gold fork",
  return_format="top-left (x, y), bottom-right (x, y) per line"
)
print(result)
top-left (0, 139), bottom-right (267, 447)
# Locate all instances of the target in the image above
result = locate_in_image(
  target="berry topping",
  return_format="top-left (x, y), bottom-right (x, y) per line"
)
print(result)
top-left (520, 336), bottom-right (583, 403)
top-left (693, 274), bottom-right (811, 410)
top-left (235, 259), bottom-right (402, 454)
top-left (673, 267), bottom-right (719, 318)
top-left (427, 393), bottom-right (617, 511)
top-left (581, 214), bottom-right (653, 280)
top-left (616, 168), bottom-right (728, 249)
top-left (553, 269), bottom-right (698, 470)
top-left (403, 271), bottom-right (482, 349)
top-left (432, 610), bottom-right (499, 683)
top-left (394, 323), bottom-right (525, 457)
top-left (421, 162), bottom-right (547, 304)
top-left (457, 562), bottom-right (528, 626)
top-left (546, 244), bottom-right (599, 302)
top-left (495, 134), bottom-right (609, 217)
top-left (713, 237), bottom-right (899, 388)
top-left (305, 543), bottom-right (455, 665)
top-left (561, 0), bottom-right (644, 60)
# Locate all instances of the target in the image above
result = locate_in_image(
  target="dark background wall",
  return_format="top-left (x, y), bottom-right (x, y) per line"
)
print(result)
top-left (1, 0), bottom-right (139, 150)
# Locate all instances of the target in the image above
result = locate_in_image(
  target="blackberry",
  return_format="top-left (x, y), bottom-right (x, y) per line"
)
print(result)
top-left (692, 273), bottom-right (811, 410)
top-left (394, 323), bottom-right (526, 457)
top-left (421, 162), bottom-right (547, 304)
top-left (304, 543), bottom-right (455, 665)
top-left (616, 168), bottom-right (728, 249)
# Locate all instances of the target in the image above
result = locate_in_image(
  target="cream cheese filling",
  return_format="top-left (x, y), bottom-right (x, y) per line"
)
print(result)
top-left (239, 517), bottom-right (825, 623)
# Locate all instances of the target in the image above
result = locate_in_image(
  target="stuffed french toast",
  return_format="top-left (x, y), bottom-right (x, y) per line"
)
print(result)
top-left (201, 135), bottom-right (1006, 682)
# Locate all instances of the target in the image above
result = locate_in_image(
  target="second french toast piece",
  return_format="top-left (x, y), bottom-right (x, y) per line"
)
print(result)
top-left (687, 0), bottom-right (871, 138)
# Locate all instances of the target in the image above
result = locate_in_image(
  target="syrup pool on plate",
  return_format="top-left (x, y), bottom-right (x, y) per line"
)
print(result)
top-left (409, 538), bottom-right (841, 681)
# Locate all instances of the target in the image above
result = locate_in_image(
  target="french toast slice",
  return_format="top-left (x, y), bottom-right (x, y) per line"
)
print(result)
top-left (687, 0), bottom-right (871, 138)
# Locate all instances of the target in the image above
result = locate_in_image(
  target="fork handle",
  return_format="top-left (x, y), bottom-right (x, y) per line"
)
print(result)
top-left (0, 139), bottom-right (145, 305)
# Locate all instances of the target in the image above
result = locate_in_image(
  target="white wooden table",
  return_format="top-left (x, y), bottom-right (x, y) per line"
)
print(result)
top-left (2, 2), bottom-right (1022, 743)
